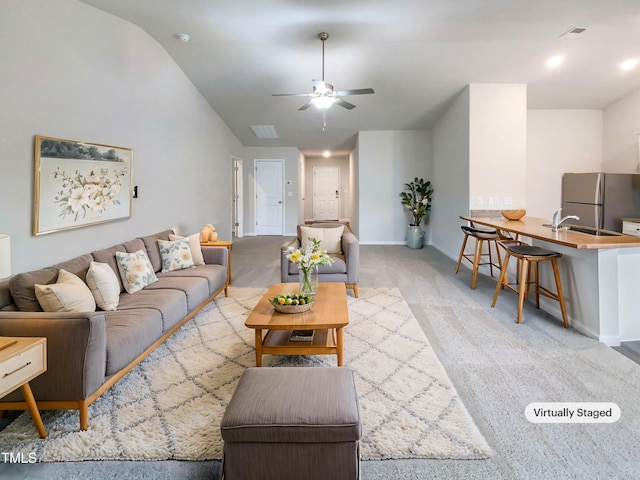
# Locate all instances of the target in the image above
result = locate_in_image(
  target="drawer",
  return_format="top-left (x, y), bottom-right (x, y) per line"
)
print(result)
top-left (622, 221), bottom-right (640, 238)
top-left (0, 342), bottom-right (46, 398)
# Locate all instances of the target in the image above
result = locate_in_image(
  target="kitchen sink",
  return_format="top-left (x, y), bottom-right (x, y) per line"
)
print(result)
top-left (542, 224), bottom-right (623, 236)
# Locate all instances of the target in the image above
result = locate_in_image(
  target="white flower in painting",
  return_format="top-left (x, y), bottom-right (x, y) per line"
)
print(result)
top-left (87, 196), bottom-right (106, 214)
top-left (84, 183), bottom-right (101, 199)
top-left (67, 187), bottom-right (90, 213)
top-left (110, 183), bottom-right (121, 196)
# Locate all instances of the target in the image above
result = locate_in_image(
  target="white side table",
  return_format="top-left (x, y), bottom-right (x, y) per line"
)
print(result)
top-left (0, 337), bottom-right (47, 438)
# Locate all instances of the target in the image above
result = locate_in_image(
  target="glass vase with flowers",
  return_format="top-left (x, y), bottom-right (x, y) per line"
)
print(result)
top-left (286, 237), bottom-right (333, 295)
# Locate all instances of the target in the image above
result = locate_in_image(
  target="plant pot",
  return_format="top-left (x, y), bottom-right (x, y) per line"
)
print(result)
top-left (406, 225), bottom-right (424, 249)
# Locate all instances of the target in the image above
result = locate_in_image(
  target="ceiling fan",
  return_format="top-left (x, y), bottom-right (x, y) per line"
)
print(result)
top-left (273, 32), bottom-right (375, 111)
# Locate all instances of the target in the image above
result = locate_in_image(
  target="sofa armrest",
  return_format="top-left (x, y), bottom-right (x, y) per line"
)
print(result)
top-left (280, 238), bottom-right (300, 282)
top-left (0, 312), bottom-right (107, 401)
top-left (342, 231), bottom-right (359, 284)
top-left (201, 245), bottom-right (228, 267)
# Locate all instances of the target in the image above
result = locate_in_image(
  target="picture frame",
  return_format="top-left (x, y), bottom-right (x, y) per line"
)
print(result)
top-left (33, 135), bottom-right (134, 235)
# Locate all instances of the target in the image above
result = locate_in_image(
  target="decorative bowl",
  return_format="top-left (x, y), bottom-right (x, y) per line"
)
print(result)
top-left (501, 209), bottom-right (526, 221)
top-left (272, 303), bottom-right (312, 314)
top-left (269, 293), bottom-right (314, 314)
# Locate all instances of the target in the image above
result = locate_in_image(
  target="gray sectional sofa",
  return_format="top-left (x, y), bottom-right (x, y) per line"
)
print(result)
top-left (0, 229), bottom-right (228, 430)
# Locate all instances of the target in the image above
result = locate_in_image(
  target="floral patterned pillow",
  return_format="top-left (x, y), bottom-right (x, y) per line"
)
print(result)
top-left (115, 249), bottom-right (158, 294)
top-left (158, 238), bottom-right (195, 273)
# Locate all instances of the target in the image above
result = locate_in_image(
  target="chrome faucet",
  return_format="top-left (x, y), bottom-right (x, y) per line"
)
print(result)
top-left (551, 208), bottom-right (579, 231)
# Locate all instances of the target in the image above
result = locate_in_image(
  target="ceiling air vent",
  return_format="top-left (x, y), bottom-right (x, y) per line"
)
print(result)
top-left (250, 125), bottom-right (279, 139)
top-left (559, 27), bottom-right (587, 39)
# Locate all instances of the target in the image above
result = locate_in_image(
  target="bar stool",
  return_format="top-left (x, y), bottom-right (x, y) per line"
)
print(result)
top-left (455, 224), bottom-right (503, 289)
top-left (491, 242), bottom-right (569, 328)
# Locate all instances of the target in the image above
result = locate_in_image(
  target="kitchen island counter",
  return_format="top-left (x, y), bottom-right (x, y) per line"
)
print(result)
top-left (460, 215), bottom-right (640, 346)
top-left (461, 216), bottom-right (640, 249)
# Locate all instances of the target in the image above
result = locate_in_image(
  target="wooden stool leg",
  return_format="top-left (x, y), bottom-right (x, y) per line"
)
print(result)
top-left (492, 252), bottom-right (511, 307)
top-left (455, 234), bottom-right (469, 274)
top-left (516, 258), bottom-right (529, 324)
top-left (487, 240), bottom-right (494, 277)
top-left (471, 238), bottom-right (483, 289)
top-left (534, 261), bottom-right (541, 308)
top-left (551, 259), bottom-right (569, 328)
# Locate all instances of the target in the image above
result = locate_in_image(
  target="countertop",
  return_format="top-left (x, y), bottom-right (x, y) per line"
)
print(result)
top-left (461, 216), bottom-right (640, 249)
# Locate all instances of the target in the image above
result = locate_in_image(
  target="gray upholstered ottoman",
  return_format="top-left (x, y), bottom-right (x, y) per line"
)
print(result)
top-left (220, 366), bottom-right (362, 480)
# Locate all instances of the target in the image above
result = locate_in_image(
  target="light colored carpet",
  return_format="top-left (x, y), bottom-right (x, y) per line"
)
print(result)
top-left (0, 287), bottom-right (491, 462)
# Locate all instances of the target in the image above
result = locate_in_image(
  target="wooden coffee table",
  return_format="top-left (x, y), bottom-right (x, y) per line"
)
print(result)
top-left (245, 283), bottom-right (349, 366)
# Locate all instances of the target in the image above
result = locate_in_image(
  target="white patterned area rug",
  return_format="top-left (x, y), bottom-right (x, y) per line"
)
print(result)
top-left (0, 287), bottom-right (492, 462)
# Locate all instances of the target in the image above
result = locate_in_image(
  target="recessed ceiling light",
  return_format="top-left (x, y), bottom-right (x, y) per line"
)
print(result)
top-left (620, 59), bottom-right (638, 71)
top-left (323, 150), bottom-right (331, 158)
top-left (546, 55), bottom-right (564, 68)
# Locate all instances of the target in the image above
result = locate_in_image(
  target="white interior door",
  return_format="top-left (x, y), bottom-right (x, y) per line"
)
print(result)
top-left (313, 166), bottom-right (340, 220)
top-left (255, 159), bottom-right (283, 235)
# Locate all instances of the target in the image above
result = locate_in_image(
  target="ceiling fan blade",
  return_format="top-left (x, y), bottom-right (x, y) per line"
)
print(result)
top-left (336, 88), bottom-right (375, 96)
top-left (272, 93), bottom-right (314, 97)
top-left (335, 98), bottom-right (356, 110)
top-left (298, 100), bottom-right (315, 111)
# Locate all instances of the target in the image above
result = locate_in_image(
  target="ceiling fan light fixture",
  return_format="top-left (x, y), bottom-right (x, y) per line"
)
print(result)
top-left (312, 95), bottom-right (336, 109)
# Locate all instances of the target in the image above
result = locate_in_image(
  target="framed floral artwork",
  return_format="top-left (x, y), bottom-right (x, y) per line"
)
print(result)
top-left (33, 135), bottom-right (134, 235)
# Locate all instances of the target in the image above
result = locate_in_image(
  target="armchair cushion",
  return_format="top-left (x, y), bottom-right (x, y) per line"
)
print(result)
top-left (300, 225), bottom-right (344, 254)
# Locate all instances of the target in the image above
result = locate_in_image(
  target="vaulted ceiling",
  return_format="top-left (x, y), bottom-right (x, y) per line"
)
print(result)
top-left (80, 0), bottom-right (640, 155)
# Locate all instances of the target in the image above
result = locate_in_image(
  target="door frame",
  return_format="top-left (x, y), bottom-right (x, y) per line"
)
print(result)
top-left (231, 156), bottom-right (243, 238)
top-left (254, 159), bottom-right (284, 235)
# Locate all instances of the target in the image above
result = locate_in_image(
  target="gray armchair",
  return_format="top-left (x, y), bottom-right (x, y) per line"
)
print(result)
top-left (281, 223), bottom-right (359, 297)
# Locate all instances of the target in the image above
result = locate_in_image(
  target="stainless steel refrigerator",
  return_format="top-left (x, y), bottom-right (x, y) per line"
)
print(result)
top-left (561, 173), bottom-right (640, 231)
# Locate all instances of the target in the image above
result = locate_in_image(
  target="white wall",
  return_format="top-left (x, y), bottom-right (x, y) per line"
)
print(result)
top-left (527, 110), bottom-right (603, 218)
top-left (603, 88), bottom-right (640, 173)
top-left (357, 130), bottom-right (431, 245)
top-left (469, 84), bottom-right (527, 212)
top-left (431, 88), bottom-right (471, 259)
top-left (0, 0), bottom-right (244, 274)
top-left (350, 142), bottom-right (360, 238)
top-left (243, 146), bottom-right (301, 236)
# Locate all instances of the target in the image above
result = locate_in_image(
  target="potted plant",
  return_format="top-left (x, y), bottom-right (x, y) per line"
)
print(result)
top-left (400, 177), bottom-right (433, 249)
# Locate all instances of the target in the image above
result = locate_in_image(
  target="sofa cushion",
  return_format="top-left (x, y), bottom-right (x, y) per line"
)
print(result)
top-left (144, 276), bottom-right (210, 312)
top-left (9, 254), bottom-right (93, 312)
top-left (140, 230), bottom-right (174, 272)
top-left (103, 308), bottom-right (164, 376)
top-left (169, 233), bottom-right (205, 266)
top-left (158, 264), bottom-right (227, 296)
top-left (35, 269), bottom-right (96, 313)
top-left (117, 288), bottom-right (188, 332)
top-left (158, 238), bottom-right (195, 272)
top-left (300, 225), bottom-right (344, 254)
top-left (91, 245), bottom-right (127, 293)
top-left (115, 250), bottom-right (158, 294)
top-left (86, 261), bottom-right (120, 311)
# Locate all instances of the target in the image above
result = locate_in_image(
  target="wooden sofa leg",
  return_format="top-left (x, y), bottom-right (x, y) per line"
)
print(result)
top-left (80, 401), bottom-right (89, 431)
top-left (347, 284), bottom-right (359, 298)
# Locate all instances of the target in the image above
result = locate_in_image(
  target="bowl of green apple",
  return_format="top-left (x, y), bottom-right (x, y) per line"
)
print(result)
top-left (269, 293), bottom-right (314, 313)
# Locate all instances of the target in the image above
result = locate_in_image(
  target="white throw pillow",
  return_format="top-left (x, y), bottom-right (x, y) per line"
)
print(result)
top-left (158, 238), bottom-right (195, 273)
top-left (169, 233), bottom-right (205, 266)
top-left (300, 225), bottom-right (344, 254)
top-left (86, 261), bottom-right (120, 311)
top-left (115, 249), bottom-right (158, 294)
top-left (35, 269), bottom-right (96, 313)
